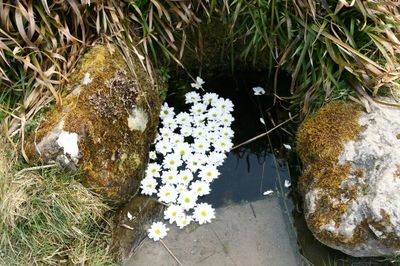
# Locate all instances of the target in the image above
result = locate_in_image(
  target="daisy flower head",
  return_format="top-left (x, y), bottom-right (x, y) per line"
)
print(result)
top-left (176, 112), bottom-right (192, 126)
top-left (170, 133), bottom-right (184, 146)
top-left (191, 76), bottom-right (205, 90)
top-left (155, 139), bottom-right (173, 155)
top-left (180, 125), bottom-right (193, 137)
top-left (203, 92), bottom-right (219, 106)
top-left (160, 103), bottom-right (175, 120)
top-left (215, 98), bottom-right (234, 113)
top-left (174, 142), bottom-right (192, 160)
top-left (208, 152), bottom-right (227, 167)
top-left (176, 215), bottom-right (193, 229)
top-left (190, 102), bottom-right (207, 116)
top-left (185, 91), bottom-right (201, 104)
top-left (199, 164), bottom-right (220, 182)
top-left (161, 170), bottom-right (179, 185)
top-left (206, 120), bottom-right (220, 132)
top-left (214, 138), bottom-right (233, 153)
top-left (178, 190), bottom-right (198, 210)
top-left (148, 222), bottom-right (169, 241)
top-left (187, 157), bottom-right (201, 173)
top-left (192, 127), bottom-right (208, 139)
top-left (191, 180), bottom-right (211, 196)
top-left (159, 127), bottom-right (174, 140)
top-left (193, 203), bottom-right (215, 225)
top-left (178, 170), bottom-right (194, 186)
top-left (207, 107), bottom-right (222, 121)
top-left (163, 153), bottom-right (182, 170)
top-left (176, 183), bottom-right (187, 194)
top-left (164, 204), bottom-right (184, 224)
top-left (149, 151), bottom-right (157, 161)
top-left (157, 184), bottom-right (178, 204)
top-left (145, 163), bottom-right (161, 178)
top-left (161, 116), bottom-right (178, 131)
top-left (221, 113), bottom-right (235, 126)
top-left (192, 138), bottom-right (210, 154)
top-left (192, 114), bottom-right (207, 126)
top-left (140, 177), bottom-right (158, 195)
top-left (219, 127), bottom-right (234, 139)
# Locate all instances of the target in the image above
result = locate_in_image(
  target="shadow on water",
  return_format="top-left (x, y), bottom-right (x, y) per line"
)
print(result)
top-left (167, 70), bottom-right (393, 266)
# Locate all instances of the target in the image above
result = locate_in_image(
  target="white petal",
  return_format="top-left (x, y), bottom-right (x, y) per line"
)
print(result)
top-left (284, 180), bottom-right (291, 188)
top-left (263, 190), bottom-right (274, 195)
top-left (283, 144), bottom-right (292, 150)
top-left (260, 118), bottom-right (265, 125)
top-left (127, 211), bottom-right (134, 220)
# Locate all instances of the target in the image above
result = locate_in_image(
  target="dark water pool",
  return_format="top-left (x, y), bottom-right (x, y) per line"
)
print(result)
top-left (167, 70), bottom-right (393, 266)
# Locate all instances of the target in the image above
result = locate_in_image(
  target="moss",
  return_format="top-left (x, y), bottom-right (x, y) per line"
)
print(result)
top-left (296, 101), bottom-right (365, 246)
top-left (31, 45), bottom-right (163, 204)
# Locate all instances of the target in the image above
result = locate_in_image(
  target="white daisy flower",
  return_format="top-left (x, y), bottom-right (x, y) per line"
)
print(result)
top-left (192, 127), bottom-right (208, 138)
top-left (178, 190), bottom-right (198, 210)
top-left (221, 113), bottom-right (234, 126)
top-left (219, 127), bottom-right (234, 139)
top-left (149, 151), bottom-right (157, 160)
top-left (148, 222), bottom-right (169, 241)
top-left (187, 157), bottom-right (201, 173)
top-left (140, 177), bottom-right (158, 195)
top-left (161, 116), bottom-right (178, 131)
top-left (157, 184), bottom-right (178, 203)
top-left (176, 215), bottom-right (193, 229)
top-left (164, 204), bottom-right (184, 224)
top-left (145, 163), bottom-right (161, 178)
top-left (215, 98), bottom-right (234, 113)
top-left (159, 127), bottom-right (174, 140)
top-left (192, 138), bottom-right (210, 154)
top-left (190, 76), bottom-right (205, 90)
top-left (203, 92), bottom-right (219, 106)
top-left (206, 121), bottom-right (220, 131)
top-left (170, 134), bottom-right (184, 146)
top-left (185, 91), bottom-right (201, 104)
top-left (161, 170), bottom-right (179, 185)
top-left (160, 103), bottom-right (175, 120)
top-left (190, 103), bottom-right (207, 116)
top-left (176, 112), bottom-right (192, 126)
top-left (208, 152), bottom-right (227, 167)
top-left (192, 114), bottom-right (206, 125)
top-left (163, 153), bottom-right (182, 170)
top-left (174, 142), bottom-right (192, 160)
top-left (155, 139), bottom-right (173, 155)
top-left (193, 203), bottom-right (215, 224)
top-left (207, 107), bottom-right (222, 121)
top-left (214, 138), bottom-right (233, 153)
top-left (176, 183), bottom-right (187, 194)
top-left (178, 170), bottom-right (194, 185)
top-left (180, 126), bottom-right (193, 137)
top-left (191, 180), bottom-right (211, 196)
top-left (199, 164), bottom-right (220, 182)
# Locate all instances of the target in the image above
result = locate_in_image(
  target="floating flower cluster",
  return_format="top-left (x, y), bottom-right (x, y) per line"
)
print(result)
top-left (141, 85), bottom-right (235, 241)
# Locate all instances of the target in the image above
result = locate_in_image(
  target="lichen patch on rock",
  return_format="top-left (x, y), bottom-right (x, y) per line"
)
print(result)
top-left (127, 106), bottom-right (148, 132)
top-left (297, 100), bottom-right (400, 257)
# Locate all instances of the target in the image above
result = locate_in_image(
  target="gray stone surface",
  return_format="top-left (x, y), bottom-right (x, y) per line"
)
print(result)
top-left (125, 197), bottom-right (299, 266)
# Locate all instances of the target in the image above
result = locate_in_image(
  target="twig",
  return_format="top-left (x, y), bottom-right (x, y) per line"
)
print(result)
top-left (160, 240), bottom-right (183, 266)
top-left (230, 114), bottom-right (298, 151)
top-left (15, 164), bottom-right (58, 176)
top-left (121, 224), bottom-right (135, 231)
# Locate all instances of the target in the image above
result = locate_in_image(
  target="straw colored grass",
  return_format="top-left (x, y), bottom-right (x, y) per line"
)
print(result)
top-left (0, 136), bottom-right (115, 265)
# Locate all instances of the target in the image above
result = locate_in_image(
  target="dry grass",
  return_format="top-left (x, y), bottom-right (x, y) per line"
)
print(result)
top-left (0, 136), bottom-right (115, 265)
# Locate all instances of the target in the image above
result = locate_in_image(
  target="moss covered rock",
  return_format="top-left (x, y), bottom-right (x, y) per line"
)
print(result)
top-left (29, 45), bottom-right (162, 205)
top-left (297, 101), bottom-right (400, 257)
